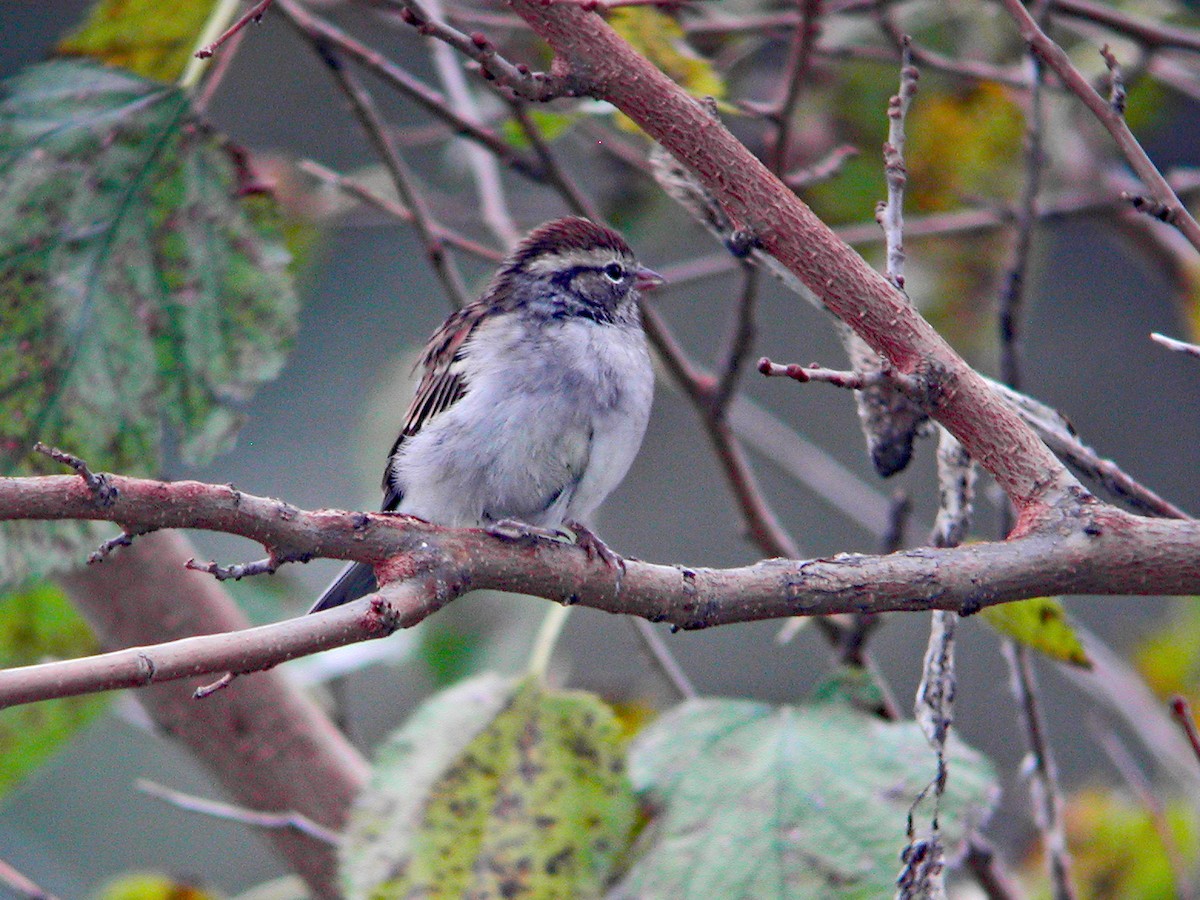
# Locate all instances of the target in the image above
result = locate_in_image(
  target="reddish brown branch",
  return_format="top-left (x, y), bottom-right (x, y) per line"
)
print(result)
top-left (195, 0), bottom-right (273, 59)
top-left (5, 474), bottom-right (1200, 708)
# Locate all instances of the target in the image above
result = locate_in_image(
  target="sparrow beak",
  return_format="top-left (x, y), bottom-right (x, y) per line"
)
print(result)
top-left (635, 265), bottom-right (665, 293)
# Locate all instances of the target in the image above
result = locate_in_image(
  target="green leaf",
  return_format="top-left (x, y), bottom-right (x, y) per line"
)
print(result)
top-left (615, 697), bottom-right (998, 899)
top-left (0, 59), bottom-right (297, 587)
top-left (341, 674), bottom-right (637, 899)
top-left (0, 580), bottom-right (108, 797)
top-left (500, 109), bottom-right (579, 150)
top-left (57, 0), bottom-right (219, 83)
top-left (981, 596), bottom-right (1092, 668)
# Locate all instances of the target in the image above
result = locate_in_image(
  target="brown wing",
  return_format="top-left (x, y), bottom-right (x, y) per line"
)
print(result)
top-left (381, 302), bottom-right (486, 502)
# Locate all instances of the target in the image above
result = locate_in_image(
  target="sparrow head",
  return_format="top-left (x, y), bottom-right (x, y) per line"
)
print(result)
top-left (492, 217), bottom-right (663, 324)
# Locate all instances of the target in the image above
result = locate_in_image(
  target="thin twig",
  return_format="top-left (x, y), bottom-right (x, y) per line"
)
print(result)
top-left (1091, 721), bottom-right (1194, 899)
top-left (642, 307), bottom-right (803, 561)
top-left (1003, 641), bottom-right (1077, 900)
top-left (1000, 0), bottom-right (1200, 254)
top-left (424, 0), bottom-right (520, 248)
top-left (504, 98), bottom-right (602, 220)
top-left (963, 837), bottom-right (1023, 900)
top-left (0, 858), bottom-right (62, 900)
top-left (1152, 332), bottom-right (1200, 359)
top-left (136, 779), bottom-right (341, 845)
top-left (767, 0), bottom-right (822, 175)
top-left (34, 442), bottom-right (116, 506)
top-left (274, 0), bottom-right (547, 181)
top-left (757, 357), bottom-right (891, 390)
top-left (298, 159), bottom-right (505, 264)
top-left (195, 0), bottom-right (273, 59)
top-left (311, 39), bottom-right (471, 307)
top-left (1170, 695), bottom-right (1200, 766)
top-left (388, 0), bottom-right (577, 100)
top-left (711, 263), bottom-right (760, 414)
top-left (878, 36), bottom-right (918, 289)
top-left (998, 0), bottom-right (1049, 391)
top-left (627, 617), bottom-right (698, 700)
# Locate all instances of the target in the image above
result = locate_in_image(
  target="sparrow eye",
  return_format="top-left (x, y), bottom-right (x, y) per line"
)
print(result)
top-left (602, 262), bottom-right (625, 282)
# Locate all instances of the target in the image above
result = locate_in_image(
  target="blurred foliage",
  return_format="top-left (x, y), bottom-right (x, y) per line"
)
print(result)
top-left (906, 82), bottom-right (1024, 212)
top-left (93, 871), bottom-right (220, 900)
top-left (982, 596), bottom-right (1092, 668)
top-left (57, 0), bottom-right (217, 82)
top-left (0, 580), bottom-right (107, 797)
top-left (1134, 597), bottom-right (1200, 705)
top-left (615, 693), bottom-right (997, 898)
top-left (0, 59), bottom-right (296, 586)
top-left (1034, 787), bottom-right (1200, 900)
top-left (341, 673), bottom-right (636, 899)
top-left (417, 620), bottom-right (484, 688)
top-left (500, 109), bottom-right (579, 150)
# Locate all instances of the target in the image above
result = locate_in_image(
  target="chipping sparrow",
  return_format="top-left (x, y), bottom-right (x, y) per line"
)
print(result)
top-left (310, 217), bottom-right (662, 612)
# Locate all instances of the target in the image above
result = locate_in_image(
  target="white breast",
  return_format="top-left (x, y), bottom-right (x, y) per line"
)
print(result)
top-left (389, 312), bottom-right (653, 529)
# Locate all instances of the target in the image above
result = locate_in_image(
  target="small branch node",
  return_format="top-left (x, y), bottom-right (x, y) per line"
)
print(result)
top-left (1124, 192), bottom-right (1176, 223)
top-left (194, 672), bottom-right (237, 699)
top-left (34, 442), bottom-right (118, 507)
top-left (1101, 44), bottom-right (1127, 115)
top-left (88, 528), bottom-right (151, 564)
top-left (185, 554), bottom-right (280, 581)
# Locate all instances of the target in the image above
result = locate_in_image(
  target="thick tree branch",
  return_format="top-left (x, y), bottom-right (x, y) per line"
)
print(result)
top-left (4, 474), bottom-right (1200, 707)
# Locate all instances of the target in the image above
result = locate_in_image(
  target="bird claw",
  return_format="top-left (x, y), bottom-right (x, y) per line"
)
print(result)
top-left (566, 520), bottom-right (624, 571)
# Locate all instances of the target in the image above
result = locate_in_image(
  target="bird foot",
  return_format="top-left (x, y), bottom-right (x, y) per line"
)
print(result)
top-left (565, 520), bottom-right (624, 571)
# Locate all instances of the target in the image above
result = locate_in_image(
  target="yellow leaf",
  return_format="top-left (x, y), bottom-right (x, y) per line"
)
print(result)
top-left (609, 7), bottom-right (724, 132)
top-left (981, 596), bottom-right (1091, 667)
top-left (58, 0), bottom-right (218, 83)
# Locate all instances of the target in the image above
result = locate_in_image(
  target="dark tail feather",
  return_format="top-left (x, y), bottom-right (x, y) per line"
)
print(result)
top-left (309, 561), bottom-right (378, 613)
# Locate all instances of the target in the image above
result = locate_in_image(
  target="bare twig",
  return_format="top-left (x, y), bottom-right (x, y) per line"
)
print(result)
top-left (1152, 332), bottom-right (1200, 359)
top-left (312, 38), bottom-right (470, 307)
top-left (389, 0), bottom-right (578, 100)
top-left (1170, 695), bottom-right (1200, 767)
top-left (137, 778), bottom-right (341, 845)
top-left (1003, 642), bottom-right (1076, 900)
top-left (878, 36), bottom-right (918, 289)
top-left (757, 357), bottom-right (892, 390)
top-left (274, 0), bottom-right (547, 181)
top-left (711, 263), bottom-right (760, 413)
top-left (504, 98), bottom-right (602, 220)
top-left (767, 0), bottom-right (822, 175)
top-left (627, 618), bottom-right (698, 700)
top-left (34, 442), bottom-right (116, 506)
top-left (1091, 723), bottom-right (1193, 898)
top-left (195, 0), bottom-right (273, 59)
top-left (0, 858), bottom-right (62, 900)
top-left (642, 307), bottom-right (803, 561)
top-left (963, 837), bottom-right (1023, 900)
top-left (998, 0), bottom-right (1049, 391)
top-left (1000, 0), bottom-right (1200, 254)
top-left (298, 159), bottom-right (505, 263)
top-left (423, 0), bottom-right (520, 247)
